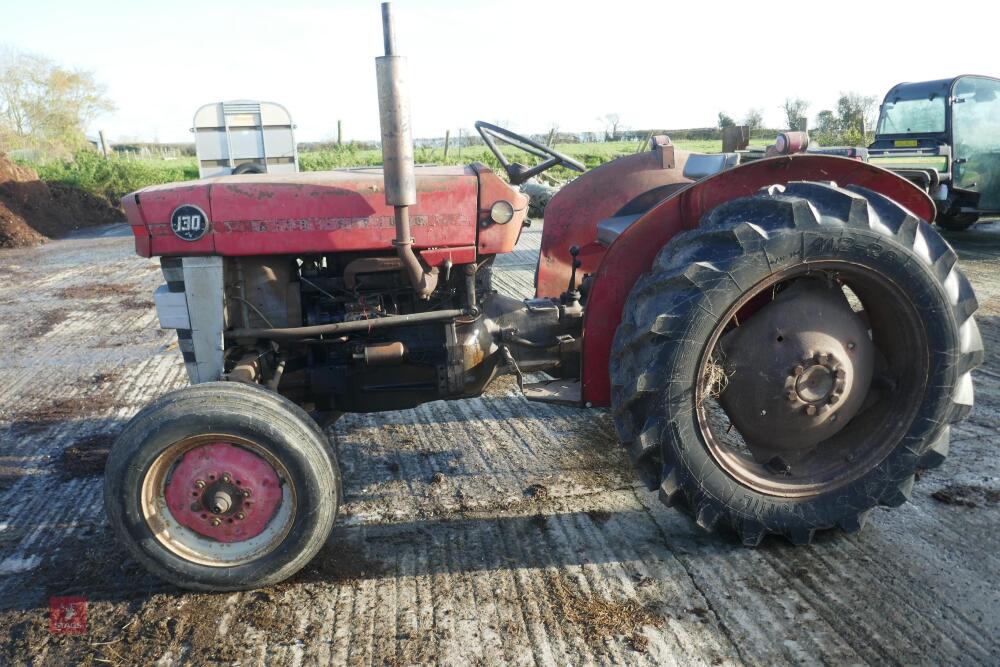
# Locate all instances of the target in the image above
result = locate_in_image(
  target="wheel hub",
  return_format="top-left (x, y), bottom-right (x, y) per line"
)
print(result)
top-left (163, 442), bottom-right (283, 542)
top-left (718, 278), bottom-right (875, 458)
top-left (787, 352), bottom-right (848, 412)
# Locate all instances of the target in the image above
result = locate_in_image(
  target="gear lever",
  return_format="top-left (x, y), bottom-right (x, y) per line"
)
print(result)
top-left (561, 245), bottom-right (582, 311)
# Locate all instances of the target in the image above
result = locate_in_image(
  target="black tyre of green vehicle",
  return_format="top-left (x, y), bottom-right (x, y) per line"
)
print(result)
top-left (610, 181), bottom-right (982, 546)
top-left (104, 382), bottom-right (340, 591)
top-left (936, 211), bottom-right (980, 232)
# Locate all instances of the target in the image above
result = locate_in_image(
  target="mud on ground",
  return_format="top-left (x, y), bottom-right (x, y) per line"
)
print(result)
top-left (0, 222), bottom-right (999, 665)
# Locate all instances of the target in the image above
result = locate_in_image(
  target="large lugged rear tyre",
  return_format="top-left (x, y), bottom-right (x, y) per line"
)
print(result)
top-left (611, 181), bottom-right (982, 546)
top-left (104, 382), bottom-right (340, 591)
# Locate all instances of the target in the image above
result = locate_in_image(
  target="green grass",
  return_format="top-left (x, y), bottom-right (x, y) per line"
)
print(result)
top-left (303, 138), bottom-right (774, 171)
top-left (18, 137), bottom-right (776, 204)
top-left (22, 150), bottom-right (199, 205)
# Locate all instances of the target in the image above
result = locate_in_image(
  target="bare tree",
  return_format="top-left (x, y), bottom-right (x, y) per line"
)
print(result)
top-left (782, 98), bottom-right (810, 131)
top-left (601, 113), bottom-right (622, 141)
top-left (812, 93), bottom-right (880, 145)
top-left (0, 47), bottom-right (114, 154)
top-left (814, 109), bottom-right (837, 131)
top-left (743, 108), bottom-right (764, 136)
top-left (836, 92), bottom-right (878, 136)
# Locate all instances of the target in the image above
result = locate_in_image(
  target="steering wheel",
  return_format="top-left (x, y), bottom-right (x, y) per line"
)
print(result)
top-left (474, 121), bottom-right (586, 185)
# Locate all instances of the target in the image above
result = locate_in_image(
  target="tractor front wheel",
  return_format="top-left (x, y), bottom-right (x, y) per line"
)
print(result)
top-left (104, 382), bottom-right (340, 590)
top-left (611, 181), bottom-right (982, 545)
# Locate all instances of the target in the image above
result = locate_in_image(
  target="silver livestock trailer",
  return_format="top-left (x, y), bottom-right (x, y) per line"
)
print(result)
top-left (192, 100), bottom-right (299, 178)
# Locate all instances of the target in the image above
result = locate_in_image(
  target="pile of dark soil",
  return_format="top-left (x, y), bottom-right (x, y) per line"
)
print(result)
top-left (0, 152), bottom-right (124, 249)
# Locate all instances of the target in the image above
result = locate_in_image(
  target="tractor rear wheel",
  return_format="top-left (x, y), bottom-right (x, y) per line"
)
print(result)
top-left (611, 181), bottom-right (982, 545)
top-left (104, 382), bottom-right (340, 590)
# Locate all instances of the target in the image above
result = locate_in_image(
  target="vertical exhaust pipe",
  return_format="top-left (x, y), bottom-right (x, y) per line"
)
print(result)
top-left (376, 2), bottom-right (437, 299)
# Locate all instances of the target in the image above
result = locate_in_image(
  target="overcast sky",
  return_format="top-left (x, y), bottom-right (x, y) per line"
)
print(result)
top-left (4, 0), bottom-right (998, 143)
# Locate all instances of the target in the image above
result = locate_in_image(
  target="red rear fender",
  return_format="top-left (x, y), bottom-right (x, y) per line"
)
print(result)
top-left (535, 141), bottom-right (693, 298)
top-left (579, 154), bottom-right (936, 406)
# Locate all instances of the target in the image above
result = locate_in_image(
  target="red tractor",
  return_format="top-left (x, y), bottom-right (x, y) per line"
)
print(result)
top-left (105, 4), bottom-right (982, 591)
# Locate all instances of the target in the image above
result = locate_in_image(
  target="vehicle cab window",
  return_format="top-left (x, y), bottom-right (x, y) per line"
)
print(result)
top-left (876, 95), bottom-right (946, 135)
top-left (952, 76), bottom-right (1000, 209)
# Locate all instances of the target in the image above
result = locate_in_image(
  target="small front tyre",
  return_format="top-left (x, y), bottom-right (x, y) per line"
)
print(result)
top-left (104, 382), bottom-right (340, 591)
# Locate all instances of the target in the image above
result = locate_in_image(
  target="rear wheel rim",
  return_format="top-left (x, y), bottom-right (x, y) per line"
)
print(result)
top-left (695, 260), bottom-right (928, 498)
top-left (140, 434), bottom-right (296, 567)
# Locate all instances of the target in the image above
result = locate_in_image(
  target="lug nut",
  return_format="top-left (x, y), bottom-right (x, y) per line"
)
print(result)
top-left (210, 518), bottom-right (221, 526)
top-left (242, 489), bottom-right (252, 497)
top-left (222, 473), bottom-right (231, 483)
top-left (236, 512), bottom-right (245, 520)
top-left (786, 391), bottom-right (797, 401)
top-left (792, 365), bottom-right (804, 377)
top-left (805, 405), bottom-right (817, 416)
top-left (847, 342), bottom-right (856, 350)
top-left (194, 480), bottom-right (205, 489)
top-left (828, 394), bottom-right (840, 404)
top-left (835, 368), bottom-right (846, 379)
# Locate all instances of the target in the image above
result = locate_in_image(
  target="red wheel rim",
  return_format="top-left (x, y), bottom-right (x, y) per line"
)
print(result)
top-left (163, 442), bottom-right (283, 543)
top-left (141, 435), bottom-right (297, 567)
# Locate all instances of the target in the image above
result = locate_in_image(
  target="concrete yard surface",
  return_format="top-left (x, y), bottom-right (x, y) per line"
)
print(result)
top-left (0, 221), bottom-right (998, 665)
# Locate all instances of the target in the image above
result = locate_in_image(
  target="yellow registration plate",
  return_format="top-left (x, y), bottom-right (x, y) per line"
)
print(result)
top-left (894, 139), bottom-right (919, 147)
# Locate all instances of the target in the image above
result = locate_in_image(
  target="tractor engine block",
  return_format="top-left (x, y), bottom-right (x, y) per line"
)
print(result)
top-left (218, 254), bottom-right (501, 413)
top-left (158, 252), bottom-right (575, 415)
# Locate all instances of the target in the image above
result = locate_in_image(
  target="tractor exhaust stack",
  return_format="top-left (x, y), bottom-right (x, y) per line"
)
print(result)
top-left (376, 2), bottom-right (437, 298)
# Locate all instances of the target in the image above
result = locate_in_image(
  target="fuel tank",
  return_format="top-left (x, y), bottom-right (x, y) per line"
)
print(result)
top-left (125, 165), bottom-right (483, 258)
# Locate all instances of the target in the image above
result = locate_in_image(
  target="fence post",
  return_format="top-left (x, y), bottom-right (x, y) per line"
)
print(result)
top-left (633, 132), bottom-right (648, 154)
top-left (98, 130), bottom-right (110, 158)
top-left (546, 128), bottom-right (555, 147)
top-left (443, 130), bottom-right (450, 160)
top-left (337, 120), bottom-right (343, 146)
top-left (722, 125), bottom-right (749, 152)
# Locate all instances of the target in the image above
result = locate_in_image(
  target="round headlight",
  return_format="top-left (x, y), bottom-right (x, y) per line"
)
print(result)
top-left (490, 200), bottom-right (515, 224)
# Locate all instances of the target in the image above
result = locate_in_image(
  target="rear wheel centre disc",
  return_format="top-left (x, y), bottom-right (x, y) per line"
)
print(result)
top-left (717, 277), bottom-right (875, 457)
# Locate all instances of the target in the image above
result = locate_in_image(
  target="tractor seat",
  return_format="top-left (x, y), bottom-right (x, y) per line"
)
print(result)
top-left (595, 153), bottom-right (741, 246)
top-left (682, 152), bottom-right (740, 180)
top-left (596, 214), bottom-right (643, 246)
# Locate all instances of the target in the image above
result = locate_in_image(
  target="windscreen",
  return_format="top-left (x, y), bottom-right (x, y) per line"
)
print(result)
top-left (876, 96), bottom-right (946, 135)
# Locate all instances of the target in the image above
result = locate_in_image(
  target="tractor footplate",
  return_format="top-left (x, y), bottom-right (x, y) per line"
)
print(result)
top-left (522, 378), bottom-right (582, 406)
